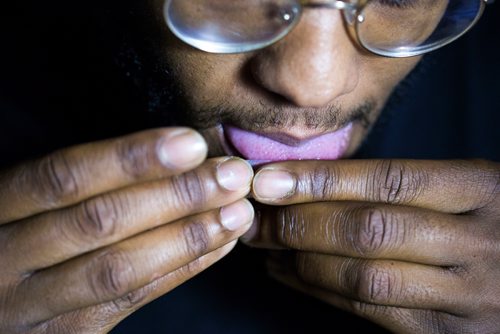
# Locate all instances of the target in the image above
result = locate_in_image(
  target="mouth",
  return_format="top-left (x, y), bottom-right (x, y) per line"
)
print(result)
top-left (218, 123), bottom-right (354, 166)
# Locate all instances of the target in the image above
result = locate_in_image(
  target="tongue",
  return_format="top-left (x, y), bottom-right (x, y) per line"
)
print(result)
top-left (225, 123), bottom-right (352, 162)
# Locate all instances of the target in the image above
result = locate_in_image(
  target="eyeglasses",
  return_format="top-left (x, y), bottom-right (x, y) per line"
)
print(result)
top-left (164, 0), bottom-right (493, 58)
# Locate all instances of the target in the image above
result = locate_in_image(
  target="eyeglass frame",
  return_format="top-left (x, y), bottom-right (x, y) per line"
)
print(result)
top-left (302, 0), bottom-right (492, 57)
top-left (165, 0), bottom-right (495, 58)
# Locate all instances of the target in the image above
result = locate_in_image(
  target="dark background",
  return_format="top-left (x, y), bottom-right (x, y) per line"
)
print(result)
top-left (1, 1), bottom-right (499, 333)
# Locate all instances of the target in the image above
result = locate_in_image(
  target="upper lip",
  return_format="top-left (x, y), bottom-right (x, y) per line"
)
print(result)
top-left (223, 123), bottom-right (352, 146)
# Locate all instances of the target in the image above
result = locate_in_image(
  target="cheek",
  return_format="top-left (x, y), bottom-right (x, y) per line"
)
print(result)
top-left (342, 56), bottom-right (421, 154)
top-left (165, 47), bottom-right (247, 109)
top-left (148, 0), bottom-right (419, 114)
top-left (163, 29), bottom-right (420, 127)
top-left (145, 0), bottom-right (245, 109)
top-left (360, 56), bottom-right (420, 96)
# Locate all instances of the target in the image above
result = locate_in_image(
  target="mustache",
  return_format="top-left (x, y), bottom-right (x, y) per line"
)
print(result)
top-left (179, 99), bottom-right (377, 131)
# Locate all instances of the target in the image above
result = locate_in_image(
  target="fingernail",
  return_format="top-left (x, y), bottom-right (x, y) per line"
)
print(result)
top-left (216, 158), bottom-right (253, 191)
top-left (158, 129), bottom-right (207, 169)
top-left (220, 199), bottom-right (254, 231)
top-left (253, 168), bottom-right (295, 200)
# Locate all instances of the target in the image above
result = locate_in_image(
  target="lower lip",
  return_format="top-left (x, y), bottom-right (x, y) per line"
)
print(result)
top-left (223, 123), bottom-right (353, 164)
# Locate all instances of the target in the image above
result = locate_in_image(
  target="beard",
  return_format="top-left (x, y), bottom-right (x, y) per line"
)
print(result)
top-left (113, 45), bottom-right (378, 135)
top-left (172, 90), bottom-right (377, 132)
top-left (103, 1), bottom-right (427, 147)
top-left (99, 2), bottom-right (379, 134)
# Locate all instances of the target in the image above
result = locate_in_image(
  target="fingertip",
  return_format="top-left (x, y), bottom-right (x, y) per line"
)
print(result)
top-left (216, 157), bottom-right (254, 192)
top-left (220, 198), bottom-right (255, 232)
top-left (252, 167), bottom-right (296, 202)
top-left (157, 128), bottom-right (208, 170)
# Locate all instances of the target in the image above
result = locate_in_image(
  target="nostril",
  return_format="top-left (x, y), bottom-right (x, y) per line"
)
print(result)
top-left (250, 58), bottom-right (345, 107)
top-left (250, 47), bottom-right (360, 107)
top-left (246, 10), bottom-right (359, 108)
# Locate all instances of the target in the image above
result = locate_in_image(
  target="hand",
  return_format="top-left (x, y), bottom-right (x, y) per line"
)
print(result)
top-left (0, 128), bottom-right (254, 333)
top-left (246, 159), bottom-right (499, 333)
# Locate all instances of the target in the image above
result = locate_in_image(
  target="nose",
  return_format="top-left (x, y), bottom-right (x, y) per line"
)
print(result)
top-left (250, 9), bottom-right (359, 108)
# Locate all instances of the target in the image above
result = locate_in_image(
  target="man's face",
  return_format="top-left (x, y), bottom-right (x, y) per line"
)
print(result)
top-left (143, 0), bottom-right (421, 163)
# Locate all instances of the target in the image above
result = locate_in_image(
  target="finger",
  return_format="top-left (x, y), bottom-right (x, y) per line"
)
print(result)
top-left (16, 199), bottom-right (254, 324)
top-left (269, 267), bottom-right (442, 334)
top-left (252, 160), bottom-right (500, 213)
top-left (294, 253), bottom-right (471, 314)
top-left (4, 157), bottom-right (253, 274)
top-left (243, 202), bottom-right (483, 266)
top-left (264, 251), bottom-right (420, 333)
top-left (267, 256), bottom-right (475, 334)
top-left (0, 127), bottom-right (208, 224)
top-left (32, 241), bottom-right (237, 334)
top-left (310, 293), bottom-right (462, 334)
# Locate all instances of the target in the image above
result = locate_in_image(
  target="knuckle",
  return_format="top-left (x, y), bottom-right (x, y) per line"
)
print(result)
top-left (349, 299), bottom-right (384, 317)
top-left (169, 171), bottom-right (207, 210)
top-left (420, 311), bottom-right (456, 334)
top-left (493, 167), bottom-right (500, 195)
top-left (178, 257), bottom-right (205, 279)
top-left (184, 259), bottom-right (203, 276)
top-left (276, 207), bottom-right (306, 248)
top-left (88, 250), bottom-right (135, 300)
top-left (354, 263), bottom-right (400, 304)
top-left (35, 152), bottom-right (80, 204)
top-left (479, 164), bottom-right (500, 205)
top-left (295, 252), bottom-right (310, 280)
top-left (111, 285), bottom-right (150, 312)
top-left (294, 253), bottom-right (325, 287)
top-left (463, 161), bottom-right (500, 213)
top-left (26, 322), bottom-right (50, 334)
top-left (31, 316), bottom-right (91, 334)
top-left (493, 172), bottom-right (500, 202)
top-left (371, 160), bottom-right (426, 205)
top-left (116, 134), bottom-right (160, 179)
top-left (298, 165), bottom-right (338, 201)
top-left (74, 195), bottom-right (122, 241)
top-left (182, 220), bottom-right (210, 258)
top-left (350, 207), bottom-right (401, 256)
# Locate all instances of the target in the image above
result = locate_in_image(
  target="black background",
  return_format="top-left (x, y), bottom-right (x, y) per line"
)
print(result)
top-left (1, 1), bottom-right (499, 333)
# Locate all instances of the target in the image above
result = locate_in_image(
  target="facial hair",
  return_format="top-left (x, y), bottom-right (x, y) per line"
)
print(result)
top-left (175, 97), bottom-right (377, 132)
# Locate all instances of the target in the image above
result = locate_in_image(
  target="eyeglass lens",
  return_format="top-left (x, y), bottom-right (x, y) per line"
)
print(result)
top-left (164, 0), bottom-right (483, 56)
top-left (165, 0), bottom-right (302, 53)
top-left (357, 0), bottom-right (483, 56)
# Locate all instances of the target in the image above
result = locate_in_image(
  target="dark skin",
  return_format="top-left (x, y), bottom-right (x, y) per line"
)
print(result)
top-left (246, 159), bottom-right (500, 333)
top-left (0, 129), bottom-right (255, 333)
top-left (0, 1), bottom-right (499, 333)
top-left (150, 3), bottom-right (500, 330)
